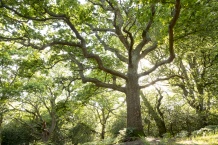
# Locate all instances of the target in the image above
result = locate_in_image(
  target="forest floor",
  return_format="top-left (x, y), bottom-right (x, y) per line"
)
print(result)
top-left (119, 134), bottom-right (218, 145)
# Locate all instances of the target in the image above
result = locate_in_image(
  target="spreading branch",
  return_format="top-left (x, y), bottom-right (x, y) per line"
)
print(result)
top-left (139, 75), bottom-right (182, 89)
top-left (2, 3), bottom-right (56, 21)
top-left (140, 42), bottom-right (158, 59)
top-left (71, 56), bottom-right (126, 93)
top-left (106, 0), bottom-right (130, 50)
top-left (21, 40), bottom-right (81, 50)
top-left (0, 36), bottom-right (25, 41)
top-left (33, 8), bottom-right (128, 80)
top-left (135, 4), bottom-right (155, 54)
top-left (139, 0), bottom-right (181, 78)
top-left (94, 32), bottom-right (128, 63)
top-left (123, 20), bottom-right (135, 66)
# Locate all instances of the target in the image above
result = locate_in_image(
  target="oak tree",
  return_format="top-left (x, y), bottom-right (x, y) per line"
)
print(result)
top-left (0, 0), bottom-right (181, 136)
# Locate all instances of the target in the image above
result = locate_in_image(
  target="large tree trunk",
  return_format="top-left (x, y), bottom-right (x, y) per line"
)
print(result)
top-left (125, 67), bottom-right (144, 138)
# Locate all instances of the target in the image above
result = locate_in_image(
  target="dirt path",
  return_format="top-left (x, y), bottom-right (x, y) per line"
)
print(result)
top-left (118, 137), bottom-right (162, 145)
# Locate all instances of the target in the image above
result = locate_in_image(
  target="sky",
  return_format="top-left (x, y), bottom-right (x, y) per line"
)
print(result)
top-left (79, 0), bottom-right (86, 4)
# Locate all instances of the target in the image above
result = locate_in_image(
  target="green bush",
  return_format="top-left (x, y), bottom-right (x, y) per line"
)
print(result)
top-left (176, 130), bottom-right (189, 138)
top-left (2, 121), bottom-right (35, 145)
top-left (109, 117), bottom-right (126, 138)
top-left (162, 132), bottom-right (172, 139)
top-left (68, 122), bottom-right (96, 145)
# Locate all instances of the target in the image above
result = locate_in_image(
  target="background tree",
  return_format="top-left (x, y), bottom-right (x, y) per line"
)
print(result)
top-left (0, 43), bottom-right (28, 144)
top-left (88, 90), bottom-right (125, 139)
top-left (141, 89), bottom-right (166, 137)
top-left (1, 120), bottom-right (35, 145)
top-left (169, 0), bottom-right (218, 128)
top-left (6, 59), bottom-right (80, 144)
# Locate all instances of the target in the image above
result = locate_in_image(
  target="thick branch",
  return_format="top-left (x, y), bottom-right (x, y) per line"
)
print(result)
top-left (156, 88), bottom-right (164, 119)
top-left (21, 40), bottom-right (81, 50)
top-left (2, 4), bottom-right (56, 21)
top-left (123, 21), bottom-right (135, 65)
top-left (72, 57), bottom-right (126, 93)
top-left (140, 42), bottom-right (158, 59)
top-left (168, 0), bottom-right (181, 60)
top-left (94, 33), bottom-right (128, 63)
top-left (139, 0), bottom-right (181, 77)
top-left (4, 1), bottom-right (127, 80)
top-left (82, 51), bottom-right (127, 79)
top-left (92, 28), bottom-right (116, 33)
top-left (173, 84), bottom-right (188, 96)
top-left (0, 36), bottom-right (25, 41)
top-left (135, 4), bottom-right (155, 54)
top-left (45, 10), bottom-right (127, 80)
top-left (140, 75), bottom-right (181, 89)
top-left (88, 0), bottom-right (113, 11)
top-left (88, 23), bottom-right (128, 63)
top-left (107, 1), bottom-right (129, 50)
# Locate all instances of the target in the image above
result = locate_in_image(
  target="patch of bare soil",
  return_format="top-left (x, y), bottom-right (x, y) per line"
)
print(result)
top-left (145, 137), bottom-right (162, 144)
top-left (118, 140), bottom-right (145, 145)
top-left (117, 137), bottom-right (162, 145)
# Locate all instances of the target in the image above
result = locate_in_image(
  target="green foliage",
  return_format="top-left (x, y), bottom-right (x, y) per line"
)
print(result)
top-left (162, 132), bottom-right (172, 139)
top-left (0, 0), bottom-right (218, 144)
top-left (114, 127), bottom-right (144, 143)
top-left (23, 78), bottom-right (48, 92)
top-left (82, 138), bottom-right (115, 145)
top-left (109, 117), bottom-right (126, 138)
top-left (176, 130), bottom-right (189, 138)
top-left (2, 120), bottom-right (35, 145)
top-left (113, 128), bottom-right (127, 143)
top-left (55, 100), bottom-right (72, 117)
top-left (68, 122), bottom-right (96, 144)
top-left (191, 125), bottom-right (218, 137)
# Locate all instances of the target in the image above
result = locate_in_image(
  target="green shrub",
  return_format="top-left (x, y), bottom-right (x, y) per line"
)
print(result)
top-left (176, 130), bottom-right (189, 138)
top-left (162, 132), bottom-right (172, 138)
top-left (2, 121), bottom-right (35, 145)
top-left (68, 122), bottom-right (96, 144)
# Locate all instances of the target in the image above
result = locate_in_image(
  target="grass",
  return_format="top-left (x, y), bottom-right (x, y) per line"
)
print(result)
top-left (79, 133), bottom-right (218, 145)
top-left (141, 133), bottom-right (218, 145)
top-left (176, 134), bottom-right (218, 145)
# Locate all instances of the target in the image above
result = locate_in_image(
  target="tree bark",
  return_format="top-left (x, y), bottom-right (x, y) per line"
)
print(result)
top-left (101, 123), bottom-right (106, 139)
top-left (100, 108), bottom-right (106, 139)
top-left (125, 67), bottom-right (144, 137)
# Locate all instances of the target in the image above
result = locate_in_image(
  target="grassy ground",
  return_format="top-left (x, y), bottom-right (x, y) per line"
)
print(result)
top-left (143, 133), bottom-right (218, 145)
top-left (175, 134), bottom-right (218, 145)
top-left (81, 134), bottom-right (218, 145)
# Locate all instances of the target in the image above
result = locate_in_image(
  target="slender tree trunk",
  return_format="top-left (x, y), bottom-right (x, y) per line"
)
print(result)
top-left (100, 108), bottom-right (106, 139)
top-left (147, 120), bottom-right (150, 135)
top-left (42, 121), bottom-right (50, 142)
top-left (141, 93), bottom-right (166, 137)
top-left (170, 123), bottom-right (174, 136)
top-left (0, 114), bottom-right (2, 145)
top-left (125, 67), bottom-right (144, 137)
top-left (42, 99), bottom-right (57, 143)
top-left (197, 110), bottom-right (208, 128)
top-left (101, 123), bottom-right (106, 139)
